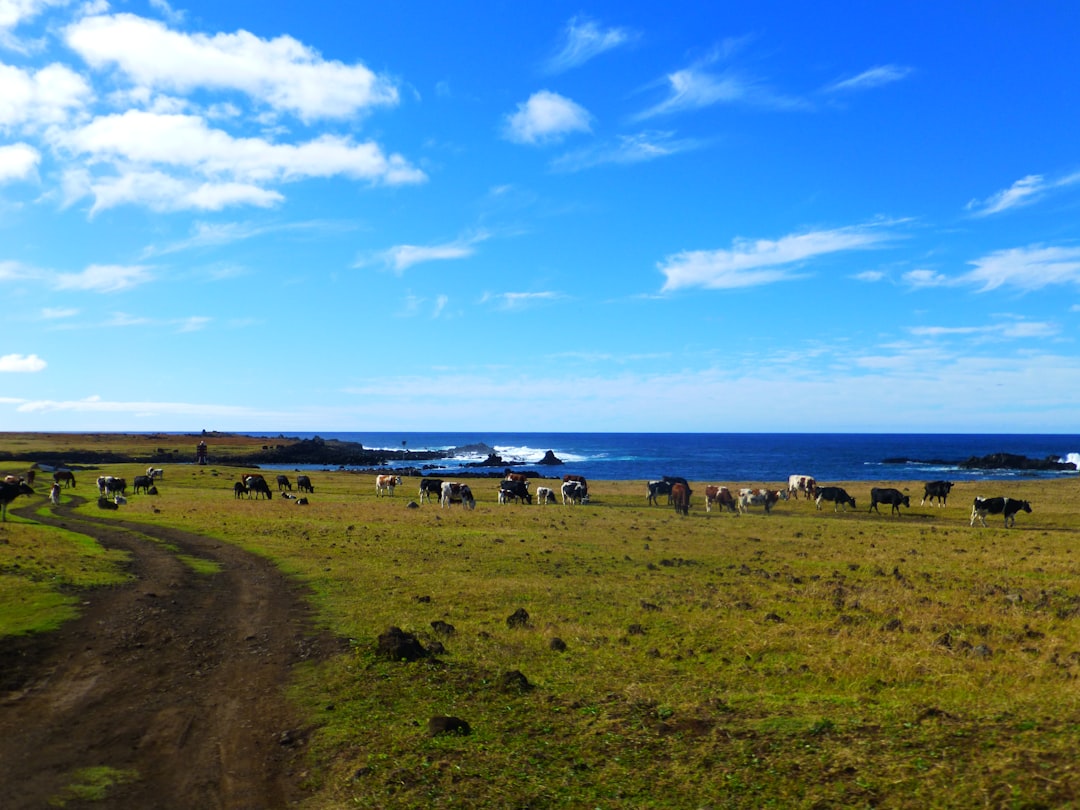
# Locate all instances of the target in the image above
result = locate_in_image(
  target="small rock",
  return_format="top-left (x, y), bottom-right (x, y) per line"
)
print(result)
top-left (428, 716), bottom-right (471, 736)
top-left (549, 637), bottom-right (567, 652)
top-left (506, 608), bottom-right (530, 628)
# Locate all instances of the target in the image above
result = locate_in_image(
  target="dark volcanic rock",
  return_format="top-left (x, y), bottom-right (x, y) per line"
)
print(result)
top-left (428, 716), bottom-right (471, 736)
top-left (882, 452), bottom-right (1076, 472)
top-left (377, 626), bottom-right (429, 662)
top-left (537, 450), bottom-right (564, 465)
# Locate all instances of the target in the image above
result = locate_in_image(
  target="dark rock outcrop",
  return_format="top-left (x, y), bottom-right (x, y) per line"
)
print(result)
top-left (537, 450), bottom-right (564, 465)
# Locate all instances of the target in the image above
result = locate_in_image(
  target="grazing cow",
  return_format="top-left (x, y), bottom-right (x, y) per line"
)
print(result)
top-left (738, 488), bottom-right (784, 514)
top-left (562, 474), bottom-right (588, 497)
top-left (561, 480), bottom-right (587, 505)
top-left (440, 482), bottom-right (475, 509)
top-left (1, 480), bottom-right (35, 521)
top-left (276, 474), bottom-right (293, 491)
top-left (504, 472), bottom-right (529, 483)
top-left (499, 479), bottom-right (532, 505)
top-left (376, 474), bottom-right (403, 497)
top-left (646, 480), bottom-right (673, 506)
top-left (535, 486), bottom-right (556, 505)
top-left (787, 475), bottom-right (817, 500)
top-left (869, 487), bottom-right (909, 515)
top-left (815, 486), bottom-right (856, 512)
top-left (671, 482), bottom-right (690, 515)
top-left (921, 480), bottom-right (954, 507)
top-left (245, 475), bottom-right (273, 500)
top-left (53, 470), bottom-right (76, 488)
top-left (104, 477), bottom-right (127, 498)
top-left (296, 475), bottom-right (314, 493)
top-left (419, 478), bottom-right (443, 504)
top-left (146, 467), bottom-right (164, 480)
top-left (971, 496), bottom-right (1032, 528)
top-left (234, 481), bottom-right (248, 498)
top-left (96, 475), bottom-right (110, 496)
top-left (704, 485), bottom-right (738, 513)
top-left (132, 475), bottom-right (154, 494)
top-left (49, 482), bottom-right (61, 505)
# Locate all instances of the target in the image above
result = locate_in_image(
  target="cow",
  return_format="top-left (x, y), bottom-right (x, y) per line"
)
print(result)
top-left (245, 475), bottom-right (273, 500)
top-left (49, 482), bottom-right (61, 505)
top-left (815, 486), bottom-right (856, 512)
top-left (671, 482), bottom-right (690, 515)
top-left (505, 472), bottom-right (530, 483)
top-left (499, 479), bottom-right (532, 505)
top-left (787, 475), bottom-right (817, 500)
top-left (921, 480), bottom-right (953, 507)
top-left (296, 475), bottom-right (314, 493)
top-left (97, 497), bottom-right (119, 510)
top-left (376, 474), bottom-right (403, 497)
top-left (419, 479), bottom-right (443, 504)
top-left (53, 470), bottom-right (76, 488)
top-left (971, 496), bottom-right (1032, 528)
top-left (561, 480), bottom-right (587, 505)
top-left (1, 480), bottom-right (35, 521)
top-left (96, 475), bottom-right (111, 496)
top-left (646, 480), bottom-right (672, 506)
top-left (146, 467), bottom-right (164, 480)
top-left (704, 485), bottom-right (738, 513)
top-left (104, 477), bottom-right (127, 498)
top-left (440, 482), bottom-right (475, 509)
top-left (869, 487), bottom-right (909, 515)
top-left (132, 475), bottom-right (154, 494)
top-left (535, 486), bottom-right (556, 505)
top-left (562, 474), bottom-right (588, 497)
top-left (234, 481), bottom-right (248, 499)
top-left (739, 488), bottom-right (784, 513)
top-left (276, 474), bottom-right (293, 491)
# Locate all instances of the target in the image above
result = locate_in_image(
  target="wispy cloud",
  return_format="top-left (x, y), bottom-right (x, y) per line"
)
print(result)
top-left (502, 90), bottom-right (591, 145)
top-left (659, 222), bottom-right (898, 292)
top-left (903, 268), bottom-right (952, 288)
top-left (14, 394), bottom-right (262, 417)
top-left (53, 263), bottom-right (153, 292)
top-left (551, 130), bottom-right (702, 172)
top-left (966, 171), bottom-right (1080, 216)
top-left (960, 244), bottom-right (1080, 291)
top-left (544, 16), bottom-right (635, 74)
top-left (366, 230), bottom-right (491, 273)
top-left (480, 291), bottom-right (563, 310)
top-left (909, 318), bottom-right (1058, 340)
top-left (0, 353), bottom-right (46, 372)
top-left (823, 64), bottom-right (912, 94)
top-left (41, 306), bottom-right (78, 319)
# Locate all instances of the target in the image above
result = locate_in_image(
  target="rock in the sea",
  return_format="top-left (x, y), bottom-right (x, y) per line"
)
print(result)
top-left (538, 450), bottom-right (564, 465)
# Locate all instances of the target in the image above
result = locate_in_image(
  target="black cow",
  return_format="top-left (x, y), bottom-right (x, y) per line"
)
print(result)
top-left (245, 476), bottom-right (273, 500)
top-left (234, 481), bottom-right (248, 498)
top-left (499, 479), bottom-right (532, 505)
top-left (869, 487), bottom-right (909, 515)
top-left (296, 474), bottom-right (314, 493)
top-left (815, 486), bottom-right (856, 512)
top-left (419, 478), bottom-right (443, 504)
top-left (921, 480), bottom-right (953, 507)
top-left (0, 481), bottom-right (34, 521)
top-left (971, 496), bottom-right (1032, 528)
top-left (104, 477), bottom-right (127, 498)
top-left (276, 474), bottom-right (292, 491)
top-left (646, 480), bottom-right (672, 505)
top-left (132, 475), bottom-right (154, 494)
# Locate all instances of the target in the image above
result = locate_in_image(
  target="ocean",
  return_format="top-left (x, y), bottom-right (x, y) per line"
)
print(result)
top-left (254, 433), bottom-right (1080, 483)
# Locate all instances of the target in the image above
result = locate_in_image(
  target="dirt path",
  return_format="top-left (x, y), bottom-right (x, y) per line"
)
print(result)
top-left (0, 497), bottom-right (340, 810)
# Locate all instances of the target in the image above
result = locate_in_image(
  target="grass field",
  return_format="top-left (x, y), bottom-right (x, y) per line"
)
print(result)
top-left (3, 447), bottom-right (1080, 808)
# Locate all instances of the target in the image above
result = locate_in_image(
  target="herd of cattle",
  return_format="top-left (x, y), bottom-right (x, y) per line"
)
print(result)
top-left (0, 466), bottom-right (1035, 529)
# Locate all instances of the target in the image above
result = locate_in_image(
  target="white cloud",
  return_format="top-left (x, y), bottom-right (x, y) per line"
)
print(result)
top-left (659, 223), bottom-right (896, 292)
top-left (54, 263), bottom-right (153, 292)
top-left (0, 61), bottom-right (90, 129)
top-left (903, 268), bottom-right (951, 288)
top-left (41, 306), bottom-right (77, 318)
top-left (908, 319), bottom-right (1058, 341)
top-left (824, 64), bottom-right (912, 93)
top-left (15, 394), bottom-right (262, 418)
top-left (480, 290), bottom-right (563, 310)
top-left (0, 352), bottom-right (46, 372)
top-left (544, 16), bottom-right (634, 73)
top-left (967, 172), bottom-right (1080, 216)
top-left (64, 13), bottom-right (399, 121)
top-left (853, 270), bottom-right (885, 282)
top-left (551, 130), bottom-right (701, 172)
top-left (503, 90), bottom-right (591, 145)
top-left (368, 231), bottom-right (490, 273)
top-left (636, 67), bottom-right (749, 120)
top-left (962, 244), bottom-right (1080, 291)
top-left (0, 142), bottom-right (38, 181)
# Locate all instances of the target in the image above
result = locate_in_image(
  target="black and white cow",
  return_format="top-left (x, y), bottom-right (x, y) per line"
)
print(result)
top-left (245, 475), bottom-right (273, 500)
top-left (441, 482), bottom-right (475, 509)
top-left (738, 488), bottom-right (783, 514)
top-left (815, 486), bottom-right (856, 512)
top-left (646, 480), bottom-right (672, 505)
top-left (921, 480), bottom-right (953, 507)
top-left (535, 486), bottom-right (556, 505)
top-left (499, 479), bottom-right (532, 505)
top-left (562, 480), bottom-right (587, 505)
top-left (971, 496), bottom-right (1032, 528)
top-left (419, 478), bottom-right (443, 504)
top-left (869, 487), bottom-right (909, 515)
top-left (1, 480), bottom-right (35, 521)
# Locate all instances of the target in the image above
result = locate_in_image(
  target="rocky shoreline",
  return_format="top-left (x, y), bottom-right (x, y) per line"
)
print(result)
top-left (881, 452), bottom-right (1076, 472)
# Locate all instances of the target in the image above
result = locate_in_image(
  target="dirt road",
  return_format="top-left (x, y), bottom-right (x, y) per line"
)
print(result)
top-left (0, 497), bottom-right (339, 809)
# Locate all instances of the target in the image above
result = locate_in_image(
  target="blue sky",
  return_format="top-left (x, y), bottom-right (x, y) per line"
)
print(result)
top-left (2, 1), bottom-right (1080, 433)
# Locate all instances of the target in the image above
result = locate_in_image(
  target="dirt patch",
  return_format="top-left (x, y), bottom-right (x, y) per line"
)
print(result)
top-left (0, 497), bottom-right (341, 810)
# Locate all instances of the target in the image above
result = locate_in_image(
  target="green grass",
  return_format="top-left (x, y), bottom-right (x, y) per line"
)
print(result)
top-left (6, 459), bottom-right (1080, 807)
top-left (48, 766), bottom-right (139, 806)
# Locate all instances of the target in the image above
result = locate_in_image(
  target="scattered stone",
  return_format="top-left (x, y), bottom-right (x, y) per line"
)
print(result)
top-left (427, 640), bottom-right (446, 655)
top-left (499, 670), bottom-right (533, 692)
top-left (883, 618), bottom-right (903, 632)
top-left (640, 601), bottom-right (661, 612)
top-left (973, 644), bottom-right (993, 658)
top-left (764, 613), bottom-right (784, 623)
top-left (506, 608), bottom-right (530, 628)
top-left (431, 620), bottom-right (456, 636)
top-left (428, 716), bottom-right (471, 736)
top-left (415, 595), bottom-right (431, 603)
top-left (406, 501), bottom-right (419, 509)
top-left (549, 637), bottom-right (567, 652)
top-left (377, 626), bottom-right (428, 662)
top-left (627, 623), bottom-right (646, 635)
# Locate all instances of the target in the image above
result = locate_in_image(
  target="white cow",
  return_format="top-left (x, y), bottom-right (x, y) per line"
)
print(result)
top-left (535, 486), bottom-right (556, 505)
top-left (146, 467), bottom-right (164, 480)
top-left (787, 474), bottom-right (816, 500)
top-left (440, 482), bottom-right (476, 509)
